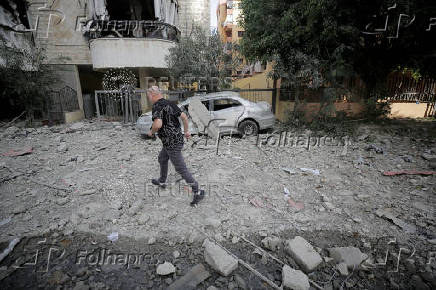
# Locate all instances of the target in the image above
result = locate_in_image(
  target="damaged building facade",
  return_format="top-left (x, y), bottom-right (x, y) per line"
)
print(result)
top-left (5, 0), bottom-right (209, 123)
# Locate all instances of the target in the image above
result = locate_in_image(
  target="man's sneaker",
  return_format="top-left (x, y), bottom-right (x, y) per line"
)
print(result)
top-left (151, 179), bottom-right (166, 188)
top-left (190, 190), bottom-right (205, 207)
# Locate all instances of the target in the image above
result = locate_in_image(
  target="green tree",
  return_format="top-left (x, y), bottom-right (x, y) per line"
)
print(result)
top-left (0, 38), bottom-right (57, 122)
top-left (239, 0), bottom-right (436, 97)
top-left (166, 25), bottom-right (237, 92)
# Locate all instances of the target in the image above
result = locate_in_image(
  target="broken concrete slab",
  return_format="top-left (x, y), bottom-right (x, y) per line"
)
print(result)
top-left (282, 264), bottom-right (310, 290)
top-left (203, 239), bottom-right (238, 276)
top-left (285, 236), bottom-right (322, 273)
top-left (328, 247), bottom-right (368, 269)
top-left (336, 262), bottom-right (349, 276)
top-left (188, 97), bottom-right (220, 140)
top-left (168, 264), bottom-right (210, 290)
top-left (375, 208), bottom-right (417, 234)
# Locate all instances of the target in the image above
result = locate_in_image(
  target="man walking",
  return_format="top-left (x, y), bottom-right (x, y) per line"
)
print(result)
top-left (147, 86), bottom-right (205, 206)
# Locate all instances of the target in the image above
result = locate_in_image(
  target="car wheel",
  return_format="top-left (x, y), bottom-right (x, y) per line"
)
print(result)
top-left (238, 120), bottom-right (259, 136)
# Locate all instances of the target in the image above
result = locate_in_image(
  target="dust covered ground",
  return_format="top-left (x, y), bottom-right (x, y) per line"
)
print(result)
top-left (0, 119), bottom-right (435, 289)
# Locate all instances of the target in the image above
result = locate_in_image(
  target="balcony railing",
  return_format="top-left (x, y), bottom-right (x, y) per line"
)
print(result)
top-left (82, 20), bottom-right (180, 42)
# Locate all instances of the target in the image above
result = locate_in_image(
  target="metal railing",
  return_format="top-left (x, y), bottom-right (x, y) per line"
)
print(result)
top-left (83, 20), bottom-right (180, 42)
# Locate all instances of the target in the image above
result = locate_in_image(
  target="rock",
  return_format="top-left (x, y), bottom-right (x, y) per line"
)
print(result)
top-left (148, 237), bottom-right (156, 245)
top-left (411, 275), bottom-right (430, 290)
top-left (366, 144), bottom-right (383, 154)
top-left (173, 250), bottom-right (180, 259)
top-left (206, 287), bottom-right (218, 290)
top-left (203, 239), bottom-right (238, 276)
top-left (322, 202), bottom-right (335, 211)
top-left (403, 155), bottom-right (413, 162)
top-left (231, 236), bottom-right (240, 244)
top-left (69, 122), bottom-right (85, 132)
top-left (422, 153), bottom-right (436, 161)
top-left (204, 217), bottom-right (221, 228)
top-left (285, 236), bottom-right (323, 273)
top-left (79, 189), bottom-right (96, 196)
top-left (282, 265), bottom-right (310, 290)
top-left (429, 162), bottom-right (436, 169)
top-left (261, 236), bottom-right (281, 252)
top-left (168, 264), bottom-right (210, 290)
top-left (57, 143), bottom-right (68, 153)
top-left (328, 247), bottom-right (368, 269)
top-left (336, 262), bottom-right (349, 276)
top-left (156, 262), bottom-right (176, 276)
top-left (234, 274), bottom-right (248, 290)
top-left (56, 198), bottom-right (69, 206)
top-left (117, 154), bottom-right (131, 162)
top-left (72, 281), bottom-right (90, 290)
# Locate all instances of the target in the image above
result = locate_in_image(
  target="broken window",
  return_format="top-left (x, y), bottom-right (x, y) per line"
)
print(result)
top-left (83, 0), bottom-right (179, 40)
top-left (213, 99), bottom-right (241, 111)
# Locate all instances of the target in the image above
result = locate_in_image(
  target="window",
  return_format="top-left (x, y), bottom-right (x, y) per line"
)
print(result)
top-left (238, 31), bottom-right (245, 38)
top-left (213, 98), bottom-right (241, 111)
top-left (183, 101), bottom-right (210, 112)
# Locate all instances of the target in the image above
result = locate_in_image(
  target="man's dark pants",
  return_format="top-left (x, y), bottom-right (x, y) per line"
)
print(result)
top-left (158, 144), bottom-right (199, 193)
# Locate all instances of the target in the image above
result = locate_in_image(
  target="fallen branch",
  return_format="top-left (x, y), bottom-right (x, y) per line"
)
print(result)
top-left (1, 111), bottom-right (26, 128)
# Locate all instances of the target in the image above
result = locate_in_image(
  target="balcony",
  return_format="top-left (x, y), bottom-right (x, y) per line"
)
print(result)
top-left (85, 20), bottom-right (179, 69)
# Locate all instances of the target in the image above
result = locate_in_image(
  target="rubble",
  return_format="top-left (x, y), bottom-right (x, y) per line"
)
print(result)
top-left (0, 238), bottom-right (20, 263)
top-left (282, 265), bottom-right (310, 290)
top-left (261, 236), bottom-right (281, 252)
top-left (327, 247), bottom-right (368, 269)
top-left (284, 236), bottom-right (322, 273)
top-left (203, 239), bottom-right (238, 276)
top-left (168, 264), bottom-right (210, 290)
top-left (156, 262), bottom-right (176, 276)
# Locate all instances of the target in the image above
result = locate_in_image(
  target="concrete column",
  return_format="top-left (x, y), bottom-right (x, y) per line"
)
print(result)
top-left (139, 68), bottom-right (150, 112)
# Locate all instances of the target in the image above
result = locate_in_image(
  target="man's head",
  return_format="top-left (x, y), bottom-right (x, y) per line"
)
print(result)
top-left (147, 86), bottom-right (163, 104)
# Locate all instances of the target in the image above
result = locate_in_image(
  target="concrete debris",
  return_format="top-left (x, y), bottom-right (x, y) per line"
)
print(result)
top-left (57, 143), bottom-right (69, 153)
top-left (188, 97), bottom-right (220, 139)
top-left (0, 217), bottom-right (12, 227)
top-left (0, 238), bottom-right (20, 263)
top-left (261, 236), bottom-right (281, 252)
top-left (375, 208), bottom-right (417, 233)
top-left (328, 247), bottom-right (368, 269)
top-left (107, 232), bottom-right (118, 242)
top-left (2, 147), bottom-right (33, 157)
top-left (336, 262), bottom-right (349, 276)
top-left (285, 236), bottom-right (323, 273)
top-left (282, 167), bottom-right (297, 174)
top-left (148, 237), bottom-right (156, 245)
top-left (156, 262), bottom-right (176, 276)
top-left (366, 144), bottom-right (384, 154)
top-left (203, 239), bottom-right (238, 276)
top-left (168, 264), bottom-right (210, 290)
top-left (79, 189), bottom-right (97, 196)
top-left (282, 264), bottom-right (310, 290)
top-left (383, 170), bottom-right (436, 176)
top-left (206, 287), bottom-right (218, 290)
top-left (421, 153), bottom-right (436, 161)
top-left (299, 168), bottom-right (320, 175)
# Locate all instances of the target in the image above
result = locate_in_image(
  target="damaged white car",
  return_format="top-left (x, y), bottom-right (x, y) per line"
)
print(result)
top-left (136, 91), bottom-right (275, 137)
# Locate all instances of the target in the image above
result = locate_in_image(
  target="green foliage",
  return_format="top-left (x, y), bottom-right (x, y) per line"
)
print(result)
top-left (0, 39), bottom-right (56, 121)
top-left (239, 0), bottom-right (436, 96)
top-left (166, 25), bottom-right (237, 91)
top-left (362, 97), bottom-right (392, 120)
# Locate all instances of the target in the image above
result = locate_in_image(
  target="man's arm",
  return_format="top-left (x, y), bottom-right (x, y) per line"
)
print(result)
top-left (149, 119), bottom-right (162, 135)
top-left (180, 112), bottom-right (191, 139)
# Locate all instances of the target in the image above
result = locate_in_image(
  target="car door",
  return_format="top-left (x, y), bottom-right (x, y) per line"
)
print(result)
top-left (211, 98), bottom-right (244, 133)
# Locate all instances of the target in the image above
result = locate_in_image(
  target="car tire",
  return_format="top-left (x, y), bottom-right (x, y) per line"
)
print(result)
top-left (238, 120), bottom-right (259, 136)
